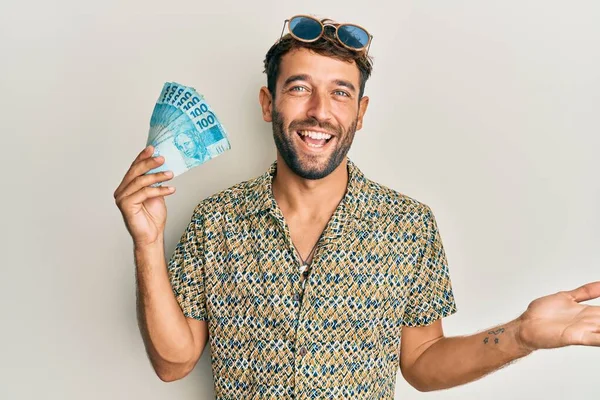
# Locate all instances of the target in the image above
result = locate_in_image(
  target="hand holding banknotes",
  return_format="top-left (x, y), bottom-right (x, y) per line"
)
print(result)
top-left (114, 81), bottom-right (231, 247)
top-left (113, 145), bottom-right (175, 248)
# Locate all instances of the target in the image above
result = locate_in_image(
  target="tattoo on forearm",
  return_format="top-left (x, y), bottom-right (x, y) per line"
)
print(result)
top-left (483, 328), bottom-right (505, 345)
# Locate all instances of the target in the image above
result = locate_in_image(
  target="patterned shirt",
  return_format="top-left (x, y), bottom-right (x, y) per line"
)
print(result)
top-left (167, 158), bottom-right (458, 399)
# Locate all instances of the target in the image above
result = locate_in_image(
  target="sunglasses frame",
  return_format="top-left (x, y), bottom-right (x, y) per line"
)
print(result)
top-left (279, 14), bottom-right (373, 55)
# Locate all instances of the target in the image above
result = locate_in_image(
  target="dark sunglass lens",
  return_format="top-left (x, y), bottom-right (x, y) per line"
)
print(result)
top-left (337, 25), bottom-right (369, 49)
top-left (289, 16), bottom-right (322, 40)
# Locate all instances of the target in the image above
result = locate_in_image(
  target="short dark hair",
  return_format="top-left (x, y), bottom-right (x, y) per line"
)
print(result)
top-left (263, 18), bottom-right (374, 100)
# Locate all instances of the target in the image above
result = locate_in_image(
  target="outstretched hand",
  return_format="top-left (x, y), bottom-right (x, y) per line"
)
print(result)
top-left (517, 281), bottom-right (600, 351)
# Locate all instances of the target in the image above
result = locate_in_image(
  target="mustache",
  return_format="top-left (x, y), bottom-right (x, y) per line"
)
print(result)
top-left (288, 118), bottom-right (342, 136)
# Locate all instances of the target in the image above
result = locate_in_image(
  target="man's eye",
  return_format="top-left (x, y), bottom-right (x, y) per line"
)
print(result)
top-left (290, 86), bottom-right (307, 92)
top-left (334, 90), bottom-right (350, 97)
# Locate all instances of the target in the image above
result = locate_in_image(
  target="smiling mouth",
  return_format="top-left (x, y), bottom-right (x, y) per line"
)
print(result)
top-left (296, 130), bottom-right (334, 148)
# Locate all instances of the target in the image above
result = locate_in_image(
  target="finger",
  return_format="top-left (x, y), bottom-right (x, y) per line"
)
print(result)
top-left (114, 154), bottom-right (165, 199)
top-left (126, 185), bottom-right (176, 206)
top-left (132, 145), bottom-right (154, 166)
top-left (566, 281), bottom-right (600, 303)
top-left (580, 330), bottom-right (600, 346)
top-left (114, 146), bottom-right (155, 198)
top-left (116, 170), bottom-right (174, 204)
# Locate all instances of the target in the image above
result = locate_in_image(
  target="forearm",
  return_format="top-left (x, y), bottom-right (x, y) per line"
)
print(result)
top-left (134, 238), bottom-right (195, 378)
top-left (405, 318), bottom-right (533, 392)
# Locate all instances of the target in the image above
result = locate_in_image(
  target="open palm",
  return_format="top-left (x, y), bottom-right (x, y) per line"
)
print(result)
top-left (517, 281), bottom-right (600, 351)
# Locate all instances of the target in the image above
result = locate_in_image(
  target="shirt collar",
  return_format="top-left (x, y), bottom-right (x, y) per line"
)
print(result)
top-left (244, 157), bottom-right (369, 222)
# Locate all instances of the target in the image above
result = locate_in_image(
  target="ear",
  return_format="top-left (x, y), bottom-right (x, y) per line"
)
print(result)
top-left (356, 95), bottom-right (370, 131)
top-left (259, 86), bottom-right (274, 122)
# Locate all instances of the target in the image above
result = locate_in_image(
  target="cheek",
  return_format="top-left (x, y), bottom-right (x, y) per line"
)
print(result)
top-left (330, 99), bottom-right (358, 116)
top-left (277, 98), bottom-right (305, 117)
top-left (335, 108), bottom-right (359, 132)
top-left (274, 105), bottom-right (300, 128)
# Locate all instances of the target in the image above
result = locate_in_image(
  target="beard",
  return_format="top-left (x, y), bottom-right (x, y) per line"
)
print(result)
top-left (271, 107), bottom-right (358, 180)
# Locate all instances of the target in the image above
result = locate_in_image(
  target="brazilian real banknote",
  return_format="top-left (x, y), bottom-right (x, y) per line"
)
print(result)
top-left (144, 82), bottom-right (231, 185)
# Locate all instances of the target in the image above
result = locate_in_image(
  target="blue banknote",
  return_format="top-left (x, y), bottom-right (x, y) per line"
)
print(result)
top-left (145, 82), bottom-right (231, 185)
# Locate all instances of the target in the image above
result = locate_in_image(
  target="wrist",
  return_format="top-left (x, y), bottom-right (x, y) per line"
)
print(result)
top-left (134, 234), bottom-right (164, 251)
top-left (134, 236), bottom-right (165, 258)
top-left (514, 315), bottom-right (535, 356)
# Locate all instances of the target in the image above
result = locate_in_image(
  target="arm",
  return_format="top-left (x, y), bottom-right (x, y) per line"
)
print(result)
top-left (400, 318), bottom-right (532, 392)
top-left (399, 203), bottom-right (600, 392)
top-left (114, 146), bottom-right (209, 382)
top-left (401, 280), bottom-right (600, 392)
top-left (135, 238), bottom-right (208, 382)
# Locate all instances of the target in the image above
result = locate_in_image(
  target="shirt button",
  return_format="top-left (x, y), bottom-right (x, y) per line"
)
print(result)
top-left (293, 293), bottom-right (301, 302)
top-left (298, 347), bottom-right (307, 357)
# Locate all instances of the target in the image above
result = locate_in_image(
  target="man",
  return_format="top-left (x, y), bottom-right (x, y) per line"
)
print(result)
top-left (114, 15), bottom-right (600, 399)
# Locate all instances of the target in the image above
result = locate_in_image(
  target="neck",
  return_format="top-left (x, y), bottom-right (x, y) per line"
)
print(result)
top-left (272, 155), bottom-right (349, 220)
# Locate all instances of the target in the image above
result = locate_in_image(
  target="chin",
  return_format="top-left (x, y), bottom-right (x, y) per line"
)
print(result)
top-left (284, 149), bottom-right (343, 180)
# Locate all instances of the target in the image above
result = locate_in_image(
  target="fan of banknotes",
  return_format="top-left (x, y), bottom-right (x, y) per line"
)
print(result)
top-left (144, 82), bottom-right (231, 185)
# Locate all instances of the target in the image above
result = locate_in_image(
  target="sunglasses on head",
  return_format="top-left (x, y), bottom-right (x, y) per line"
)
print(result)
top-left (279, 15), bottom-right (373, 54)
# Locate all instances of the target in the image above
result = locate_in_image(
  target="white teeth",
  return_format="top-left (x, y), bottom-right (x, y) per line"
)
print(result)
top-left (298, 130), bottom-right (332, 140)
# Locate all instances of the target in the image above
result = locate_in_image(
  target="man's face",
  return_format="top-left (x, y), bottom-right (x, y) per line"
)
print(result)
top-left (260, 48), bottom-right (369, 180)
top-left (175, 134), bottom-right (197, 158)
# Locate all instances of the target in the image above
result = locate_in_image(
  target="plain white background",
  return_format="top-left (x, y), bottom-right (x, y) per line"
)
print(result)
top-left (1, 0), bottom-right (598, 399)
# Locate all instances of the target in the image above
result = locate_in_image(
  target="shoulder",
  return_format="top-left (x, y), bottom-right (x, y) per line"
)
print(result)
top-left (359, 176), bottom-right (437, 236)
top-left (363, 177), bottom-right (432, 218)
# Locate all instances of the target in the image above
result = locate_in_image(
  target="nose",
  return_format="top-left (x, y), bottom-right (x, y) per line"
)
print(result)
top-left (306, 90), bottom-right (333, 123)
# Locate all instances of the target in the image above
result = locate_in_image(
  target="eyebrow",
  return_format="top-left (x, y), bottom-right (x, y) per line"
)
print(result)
top-left (333, 79), bottom-right (356, 93)
top-left (283, 74), bottom-right (311, 87)
top-left (282, 74), bottom-right (357, 94)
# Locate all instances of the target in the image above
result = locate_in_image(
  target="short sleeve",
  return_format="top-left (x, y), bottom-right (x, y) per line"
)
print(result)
top-left (402, 206), bottom-right (457, 327)
top-left (167, 207), bottom-right (208, 321)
